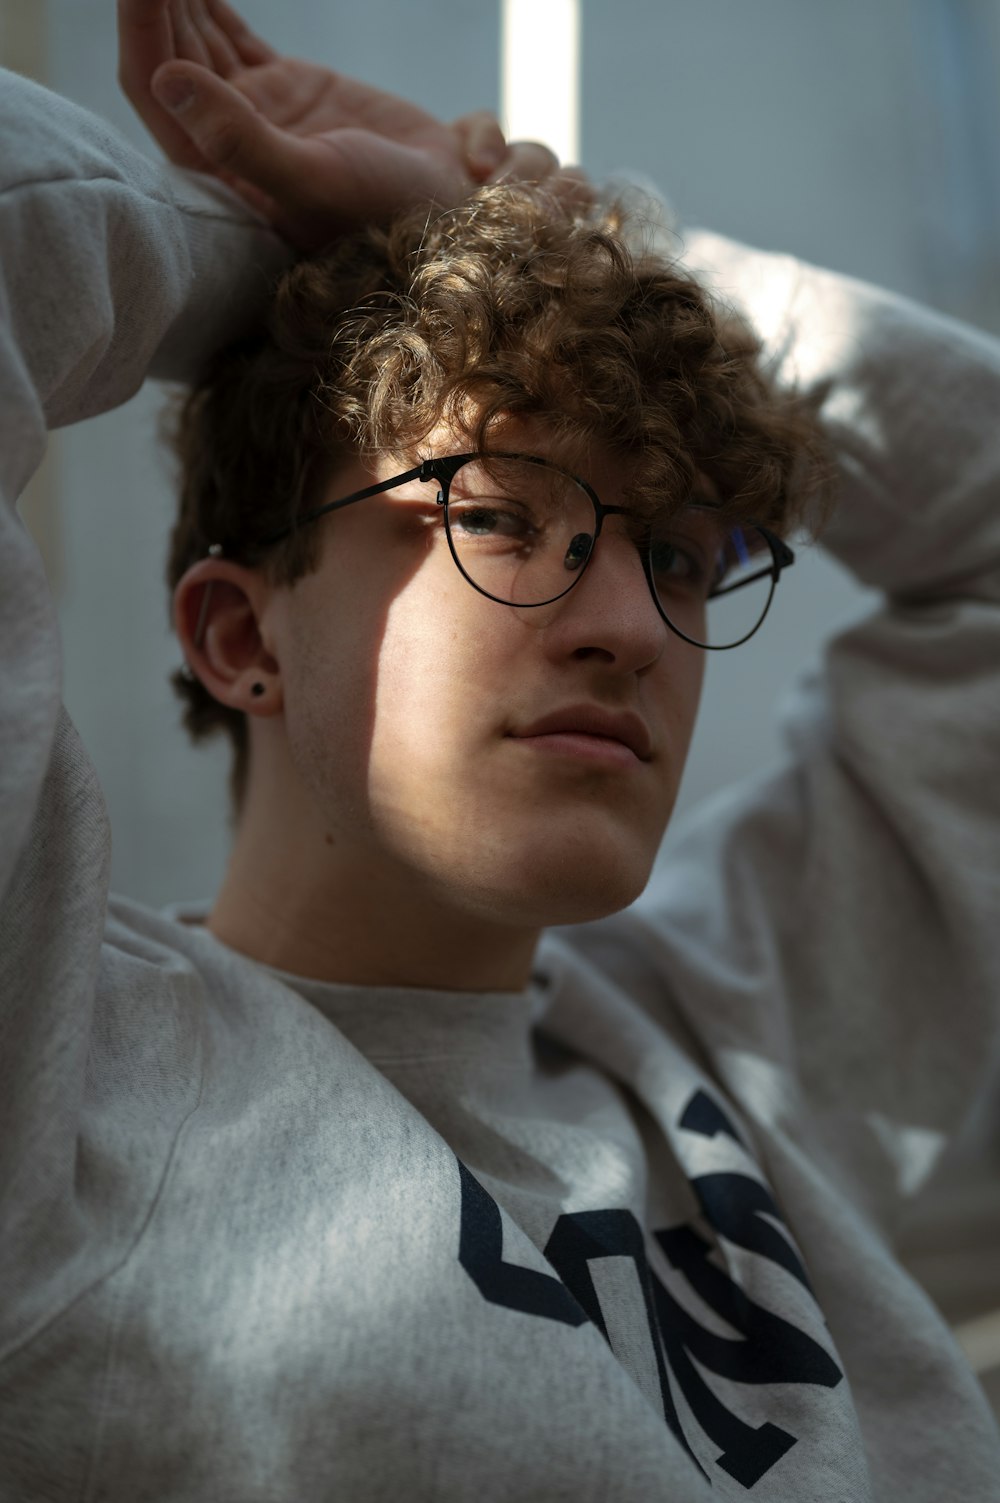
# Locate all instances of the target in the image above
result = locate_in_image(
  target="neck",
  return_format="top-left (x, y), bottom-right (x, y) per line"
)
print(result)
top-left (207, 805), bottom-right (540, 995)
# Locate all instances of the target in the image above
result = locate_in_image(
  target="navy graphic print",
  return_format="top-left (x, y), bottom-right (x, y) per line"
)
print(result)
top-left (457, 1088), bottom-right (843, 1489)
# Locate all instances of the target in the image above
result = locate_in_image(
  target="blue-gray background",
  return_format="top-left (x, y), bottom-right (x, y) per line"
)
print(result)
top-left (6, 0), bottom-right (1000, 907)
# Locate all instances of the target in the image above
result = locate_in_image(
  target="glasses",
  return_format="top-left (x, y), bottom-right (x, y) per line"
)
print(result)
top-left (203, 452), bottom-right (795, 652)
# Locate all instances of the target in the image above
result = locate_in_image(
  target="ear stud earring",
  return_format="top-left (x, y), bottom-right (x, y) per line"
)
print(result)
top-left (251, 683), bottom-right (266, 698)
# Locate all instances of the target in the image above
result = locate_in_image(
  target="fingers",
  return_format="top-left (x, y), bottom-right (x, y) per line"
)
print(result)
top-left (151, 61), bottom-right (307, 198)
top-left (487, 139), bottom-right (560, 185)
top-left (452, 119), bottom-right (594, 215)
top-left (183, 0), bottom-right (243, 76)
top-left (451, 110), bottom-right (506, 181)
top-left (168, 3), bottom-right (215, 70)
top-left (117, 1), bottom-right (176, 98)
top-left (118, 0), bottom-right (278, 168)
top-left (118, 0), bottom-right (207, 166)
top-left (206, 0), bottom-right (278, 66)
top-left (117, 0), bottom-right (172, 29)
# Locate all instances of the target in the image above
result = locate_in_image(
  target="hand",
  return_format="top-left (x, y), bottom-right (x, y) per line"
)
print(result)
top-left (117, 0), bottom-right (568, 251)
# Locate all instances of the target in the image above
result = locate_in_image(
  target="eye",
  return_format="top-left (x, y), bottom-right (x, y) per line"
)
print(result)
top-left (647, 504), bottom-right (746, 591)
top-left (448, 500), bottom-right (539, 542)
top-left (648, 534), bottom-right (716, 591)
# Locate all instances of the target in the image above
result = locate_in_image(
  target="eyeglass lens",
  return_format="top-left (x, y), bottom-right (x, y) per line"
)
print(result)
top-left (443, 457), bottom-right (777, 649)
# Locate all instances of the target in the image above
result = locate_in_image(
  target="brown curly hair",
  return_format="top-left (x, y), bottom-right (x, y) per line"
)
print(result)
top-left (165, 182), bottom-right (825, 815)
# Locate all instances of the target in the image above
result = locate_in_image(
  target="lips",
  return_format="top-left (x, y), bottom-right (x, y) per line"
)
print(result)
top-left (510, 705), bottom-right (653, 761)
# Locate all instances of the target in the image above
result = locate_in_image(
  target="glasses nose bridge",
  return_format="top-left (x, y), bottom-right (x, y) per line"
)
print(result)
top-left (567, 502), bottom-right (664, 622)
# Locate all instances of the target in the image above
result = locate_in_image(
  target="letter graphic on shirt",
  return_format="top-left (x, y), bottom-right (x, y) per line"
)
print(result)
top-left (678, 1089), bottom-right (815, 1292)
top-left (455, 1087), bottom-right (844, 1490)
top-left (456, 1158), bottom-right (588, 1327)
top-left (543, 1207), bottom-right (707, 1473)
top-left (651, 1090), bottom-right (843, 1485)
top-left (652, 1221), bottom-right (841, 1486)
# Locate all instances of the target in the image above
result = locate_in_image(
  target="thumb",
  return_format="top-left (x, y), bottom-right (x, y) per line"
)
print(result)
top-left (150, 62), bottom-right (301, 200)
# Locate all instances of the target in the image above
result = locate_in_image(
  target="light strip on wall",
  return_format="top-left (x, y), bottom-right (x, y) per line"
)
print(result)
top-left (500, 0), bottom-right (580, 166)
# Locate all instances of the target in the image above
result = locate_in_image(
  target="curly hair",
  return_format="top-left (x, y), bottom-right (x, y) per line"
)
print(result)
top-left (165, 182), bottom-right (825, 815)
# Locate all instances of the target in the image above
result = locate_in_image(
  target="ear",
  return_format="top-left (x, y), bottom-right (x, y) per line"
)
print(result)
top-left (174, 558), bottom-right (283, 715)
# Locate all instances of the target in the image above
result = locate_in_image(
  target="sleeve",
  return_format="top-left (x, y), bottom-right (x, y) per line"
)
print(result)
top-left (0, 68), bottom-right (290, 1318)
top-left (578, 228), bottom-right (1000, 1237)
top-left (0, 65), bottom-right (292, 888)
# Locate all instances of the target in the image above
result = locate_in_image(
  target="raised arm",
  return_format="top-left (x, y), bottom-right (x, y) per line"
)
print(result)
top-left (560, 231), bottom-right (1000, 1231)
top-left (0, 51), bottom-right (533, 1312)
top-left (683, 229), bottom-right (1000, 595)
top-left (0, 63), bottom-right (293, 882)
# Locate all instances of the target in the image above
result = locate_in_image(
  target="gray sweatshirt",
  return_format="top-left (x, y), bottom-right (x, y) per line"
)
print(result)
top-left (1, 68), bottom-right (998, 1503)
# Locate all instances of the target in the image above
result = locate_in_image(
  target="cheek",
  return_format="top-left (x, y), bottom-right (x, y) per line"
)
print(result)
top-left (369, 584), bottom-right (504, 776)
top-left (671, 652), bottom-right (706, 745)
top-left (652, 648), bottom-right (706, 798)
top-left (282, 615), bottom-right (373, 808)
top-left (283, 553), bottom-right (511, 813)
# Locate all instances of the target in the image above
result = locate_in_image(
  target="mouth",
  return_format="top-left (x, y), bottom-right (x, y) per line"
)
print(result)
top-left (507, 705), bottom-right (653, 765)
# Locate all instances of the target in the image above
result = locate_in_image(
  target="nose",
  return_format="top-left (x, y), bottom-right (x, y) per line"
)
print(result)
top-left (539, 522), bottom-right (671, 671)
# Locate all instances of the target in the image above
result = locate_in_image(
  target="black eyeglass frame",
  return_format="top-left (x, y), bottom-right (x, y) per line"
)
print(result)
top-left (248, 451), bottom-right (796, 651)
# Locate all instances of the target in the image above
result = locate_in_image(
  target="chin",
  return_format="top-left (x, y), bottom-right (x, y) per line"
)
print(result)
top-left (466, 836), bottom-right (659, 930)
top-left (533, 872), bottom-right (652, 928)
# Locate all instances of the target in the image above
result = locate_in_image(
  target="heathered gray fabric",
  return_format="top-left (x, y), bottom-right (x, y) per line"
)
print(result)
top-left (1, 68), bottom-right (999, 1502)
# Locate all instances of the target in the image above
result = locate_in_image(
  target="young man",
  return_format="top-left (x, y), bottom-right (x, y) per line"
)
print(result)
top-left (1, 4), bottom-right (998, 1500)
top-left (164, 179), bottom-right (815, 990)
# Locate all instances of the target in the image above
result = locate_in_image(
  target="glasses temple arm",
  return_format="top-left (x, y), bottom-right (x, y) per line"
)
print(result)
top-left (709, 532), bottom-right (795, 600)
top-left (256, 462), bottom-right (429, 548)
